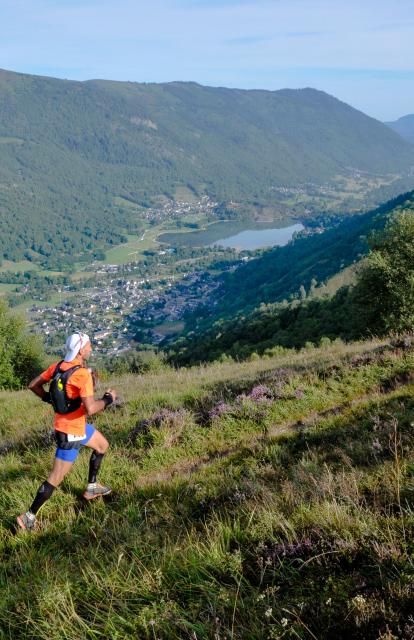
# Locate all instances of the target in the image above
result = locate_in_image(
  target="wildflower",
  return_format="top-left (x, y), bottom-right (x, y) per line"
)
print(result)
top-left (294, 388), bottom-right (304, 399)
top-left (208, 401), bottom-right (231, 419)
top-left (257, 593), bottom-right (266, 601)
top-left (265, 608), bottom-right (273, 618)
top-left (249, 385), bottom-right (273, 401)
top-left (151, 408), bottom-right (187, 428)
top-left (325, 598), bottom-right (332, 606)
top-left (281, 618), bottom-right (288, 627)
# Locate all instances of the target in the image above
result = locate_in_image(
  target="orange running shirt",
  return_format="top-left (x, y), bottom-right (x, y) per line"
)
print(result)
top-left (40, 358), bottom-right (94, 436)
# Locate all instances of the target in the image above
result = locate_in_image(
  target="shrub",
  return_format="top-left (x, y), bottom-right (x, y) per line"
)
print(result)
top-left (353, 211), bottom-right (414, 335)
top-left (0, 300), bottom-right (44, 389)
top-left (104, 350), bottom-right (168, 375)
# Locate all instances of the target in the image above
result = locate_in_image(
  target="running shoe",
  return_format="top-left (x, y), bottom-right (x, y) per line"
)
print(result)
top-left (16, 512), bottom-right (37, 531)
top-left (83, 483), bottom-right (112, 500)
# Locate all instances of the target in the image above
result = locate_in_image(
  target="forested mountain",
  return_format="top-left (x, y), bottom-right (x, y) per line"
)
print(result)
top-left (167, 191), bottom-right (414, 363)
top-left (386, 114), bottom-right (414, 144)
top-left (1, 68), bottom-right (414, 265)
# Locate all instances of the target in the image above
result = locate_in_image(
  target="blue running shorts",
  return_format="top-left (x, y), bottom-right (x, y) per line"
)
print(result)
top-left (55, 423), bottom-right (96, 462)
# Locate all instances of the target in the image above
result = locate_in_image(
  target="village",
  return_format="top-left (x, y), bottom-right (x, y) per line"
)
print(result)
top-left (28, 264), bottom-right (223, 356)
top-left (20, 195), bottom-right (249, 354)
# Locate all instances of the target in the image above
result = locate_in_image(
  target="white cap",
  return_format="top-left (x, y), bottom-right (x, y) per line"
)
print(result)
top-left (64, 332), bottom-right (90, 362)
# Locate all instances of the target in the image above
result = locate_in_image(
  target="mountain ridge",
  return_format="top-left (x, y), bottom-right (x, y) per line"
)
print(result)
top-left (386, 114), bottom-right (414, 144)
top-left (1, 68), bottom-right (414, 265)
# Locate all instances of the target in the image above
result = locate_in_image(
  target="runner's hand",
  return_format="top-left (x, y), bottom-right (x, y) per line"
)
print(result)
top-left (106, 388), bottom-right (117, 402)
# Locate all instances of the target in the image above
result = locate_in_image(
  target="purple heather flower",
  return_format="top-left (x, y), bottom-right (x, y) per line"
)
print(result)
top-left (209, 402), bottom-right (232, 418)
top-left (249, 385), bottom-right (273, 400)
top-left (150, 408), bottom-right (187, 428)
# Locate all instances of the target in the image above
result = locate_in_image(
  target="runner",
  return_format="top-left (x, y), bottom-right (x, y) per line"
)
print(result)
top-left (17, 332), bottom-right (117, 531)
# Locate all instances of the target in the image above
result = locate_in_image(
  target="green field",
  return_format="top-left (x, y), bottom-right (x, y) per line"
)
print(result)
top-left (113, 196), bottom-right (142, 210)
top-left (101, 216), bottom-right (206, 264)
top-left (0, 284), bottom-right (17, 296)
top-left (0, 260), bottom-right (39, 272)
top-left (8, 291), bottom-right (78, 316)
top-left (102, 230), bottom-right (160, 264)
top-left (153, 321), bottom-right (185, 336)
top-left (174, 185), bottom-right (199, 203)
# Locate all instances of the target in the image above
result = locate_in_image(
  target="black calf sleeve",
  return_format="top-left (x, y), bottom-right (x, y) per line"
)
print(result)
top-left (88, 451), bottom-right (105, 484)
top-left (30, 480), bottom-right (56, 515)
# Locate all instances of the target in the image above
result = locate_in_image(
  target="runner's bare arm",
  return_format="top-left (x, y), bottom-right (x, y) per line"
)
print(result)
top-left (28, 375), bottom-right (48, 399)
top-left (82, 389), bottom-right (117, 416)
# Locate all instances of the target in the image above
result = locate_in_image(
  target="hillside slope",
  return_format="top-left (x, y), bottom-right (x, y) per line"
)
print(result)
top-left (386, 114), bottom-right (414, 144)
top-left (1, 68), bottom-right (414, 263)
top-left (1, 338), bottom-right (414, 638)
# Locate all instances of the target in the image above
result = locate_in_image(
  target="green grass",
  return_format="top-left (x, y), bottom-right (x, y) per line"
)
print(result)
top-left (174, 186), bottom-right (199, 203)
top-left (1, 338), bottom-right (414, 638)
top-left (0, 284), bottom-right (17, 296)
top-left (101, 233), bottom-right (149, 264)
top-left (100, 228), bottom-right (166, 264)
top-left (154, 322), bottom-right (185, 336)
top-left (113, 196), bottom-right (142, 209)
top-left (312, 265), bottom-right (358, 299)
top-left (7, 291), bottom-right (78, 317)
top-left (0, 260), bottom-right (39, 273)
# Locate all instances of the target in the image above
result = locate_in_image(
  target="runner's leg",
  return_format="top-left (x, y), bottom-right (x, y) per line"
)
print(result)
top-left (85, 429), bottom-right (109, 482)
top-left (83, 428), bottom-right (111, 499)
top-left (31, 458), bottom-right (73, 514)
top-left (17, 458), bottom-right (74, 530)
top-left (47, 458), bottom-right (75, 487)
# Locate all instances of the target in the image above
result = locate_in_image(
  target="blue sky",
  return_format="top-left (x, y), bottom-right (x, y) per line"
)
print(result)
top-left (1, 0), bottom-right (413, 120)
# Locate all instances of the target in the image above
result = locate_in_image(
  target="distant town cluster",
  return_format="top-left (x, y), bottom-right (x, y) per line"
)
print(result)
top-left (30, 267), bottom-right (221, 355)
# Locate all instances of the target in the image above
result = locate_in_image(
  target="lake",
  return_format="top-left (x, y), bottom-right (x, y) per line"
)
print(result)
top-left (158, 220), bottom-right (304, 250)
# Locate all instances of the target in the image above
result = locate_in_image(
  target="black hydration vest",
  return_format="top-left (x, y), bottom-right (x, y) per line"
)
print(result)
top-left (49, 361), bottom-right (82, 415)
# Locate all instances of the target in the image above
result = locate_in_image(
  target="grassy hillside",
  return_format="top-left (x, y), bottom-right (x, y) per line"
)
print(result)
top-left (1, 68), bottom-right (414, 264)
top-left (1, 338), bottom-right (414, 638)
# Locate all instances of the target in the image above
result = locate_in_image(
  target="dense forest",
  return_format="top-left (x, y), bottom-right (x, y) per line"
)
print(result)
top-left (1, 68), bottom-right (414, 266)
